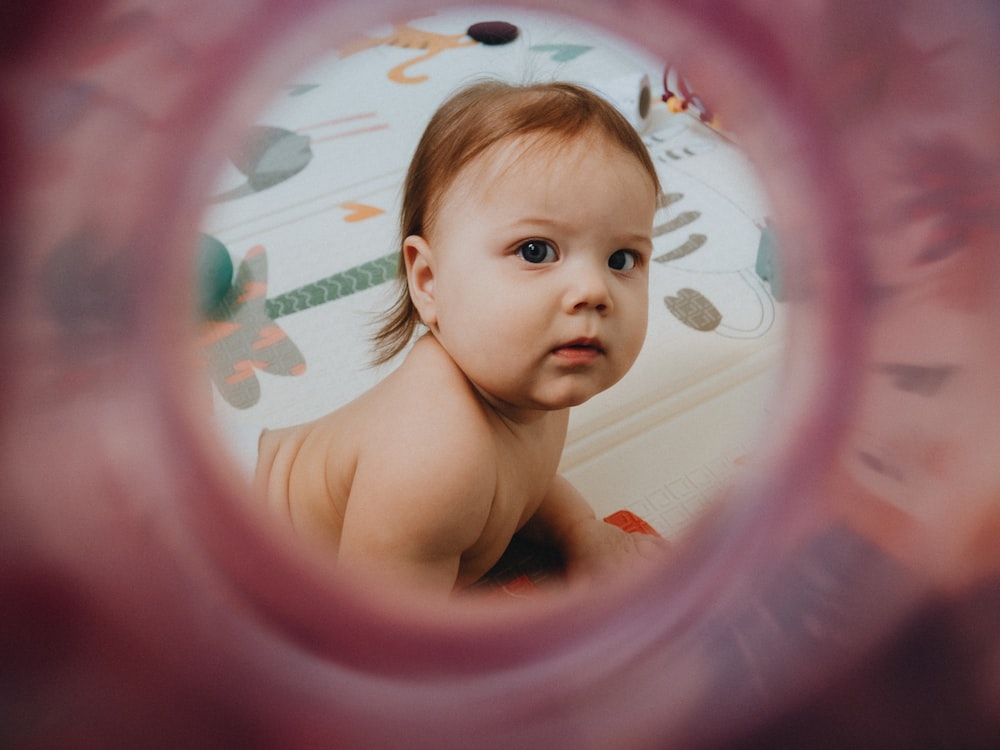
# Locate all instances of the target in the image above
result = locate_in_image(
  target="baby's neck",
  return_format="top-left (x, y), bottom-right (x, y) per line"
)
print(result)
top-left (469, 381), bottom-right (565, 432)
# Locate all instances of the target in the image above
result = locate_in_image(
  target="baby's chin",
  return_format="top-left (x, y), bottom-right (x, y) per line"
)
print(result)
top-left (473, 387), bottom-right (590, 417)
top-left (473, 372), bottom-right (625, 415)
top-left (523, 385), bottom-right (610, 412)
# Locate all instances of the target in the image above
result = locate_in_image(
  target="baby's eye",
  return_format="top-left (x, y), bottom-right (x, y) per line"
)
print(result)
top-left (608, 249), bottom-right (639, 271)
top-left (517, 240), bottom-right (558, 264)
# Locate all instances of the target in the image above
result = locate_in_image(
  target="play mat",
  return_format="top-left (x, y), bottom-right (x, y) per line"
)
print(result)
top-left (202, 5), bottom-right (784, 542)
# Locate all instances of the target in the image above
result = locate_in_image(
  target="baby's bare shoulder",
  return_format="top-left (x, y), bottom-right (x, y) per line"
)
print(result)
top-left (349, 338), bottom-right (496, 483)
top-left (341, 347), bottom-right (500, 557)
top-left (366, 338), bottom-right (491, 438)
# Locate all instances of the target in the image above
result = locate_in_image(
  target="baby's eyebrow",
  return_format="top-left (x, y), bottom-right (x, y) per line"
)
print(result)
top-left (511, 216), bottom-right (562, 230)
top-left (507, 217), bottom-right (653, 252)
top-left (618, 232), bottom-right (654, 249)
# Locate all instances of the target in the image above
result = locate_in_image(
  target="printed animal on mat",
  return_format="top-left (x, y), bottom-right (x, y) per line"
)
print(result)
top-left (339, 22), bottom-right (477, 84)
top-left (200, 245), bottom-right (306, 409)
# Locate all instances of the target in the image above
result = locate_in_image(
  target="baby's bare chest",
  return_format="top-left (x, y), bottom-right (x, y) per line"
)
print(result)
top-left (466, 426), bottom-right (565, 550)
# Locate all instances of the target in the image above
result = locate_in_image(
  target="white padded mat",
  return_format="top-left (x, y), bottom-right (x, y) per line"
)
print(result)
top-left (202, 6), bottom-right (784, 540)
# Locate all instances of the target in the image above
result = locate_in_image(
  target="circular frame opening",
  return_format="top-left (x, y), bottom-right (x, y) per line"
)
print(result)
top-left (4, 0), bottom-right (999, 747)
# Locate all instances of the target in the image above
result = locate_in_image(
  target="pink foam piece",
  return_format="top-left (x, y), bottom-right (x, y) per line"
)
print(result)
top-left (1, 1), bottom-right (999, 747)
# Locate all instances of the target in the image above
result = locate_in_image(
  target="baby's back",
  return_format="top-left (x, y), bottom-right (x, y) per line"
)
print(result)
top-left (254, 335), bottom-right (569, 589)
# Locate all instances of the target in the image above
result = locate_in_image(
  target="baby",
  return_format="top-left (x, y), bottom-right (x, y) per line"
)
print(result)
top-left (254, 80), bottom-right (664, 596)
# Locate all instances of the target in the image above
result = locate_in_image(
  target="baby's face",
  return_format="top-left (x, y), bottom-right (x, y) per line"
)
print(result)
top-left (418, 132), bottom-right (657, 414)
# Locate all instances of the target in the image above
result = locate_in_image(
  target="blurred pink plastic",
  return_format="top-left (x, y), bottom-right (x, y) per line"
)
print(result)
top-left (2, 1), bottom-right (999, 747)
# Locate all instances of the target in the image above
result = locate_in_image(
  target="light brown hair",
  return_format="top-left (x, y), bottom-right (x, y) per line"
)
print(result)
top-left (371, 79), bottom-right (661, 365)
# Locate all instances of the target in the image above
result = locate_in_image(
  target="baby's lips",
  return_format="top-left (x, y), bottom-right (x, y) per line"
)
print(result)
top-left (555, 336), bottom-right (604, 353)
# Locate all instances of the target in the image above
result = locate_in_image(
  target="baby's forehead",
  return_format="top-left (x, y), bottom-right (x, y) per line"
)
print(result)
top-left (426, 127), bottom-right (657, 233)
top-left (464, 129), bottom-right (637, 183)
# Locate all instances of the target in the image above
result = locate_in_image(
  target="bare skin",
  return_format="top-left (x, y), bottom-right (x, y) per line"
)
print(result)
top-left (255, 131), bottom-right (664, 597)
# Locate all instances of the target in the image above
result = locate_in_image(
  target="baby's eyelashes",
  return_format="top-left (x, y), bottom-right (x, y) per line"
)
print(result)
top-left (517, 239), bottom-right (558, 264)
top-left (608, 249), bottom-right (641, 271)
top-left (513, 241), bottom-right (648, 272)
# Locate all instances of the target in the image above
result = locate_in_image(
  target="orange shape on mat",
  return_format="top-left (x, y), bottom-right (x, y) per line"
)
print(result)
top-left (340, 201), bottom-right (385, 222)
top-left (603, 509), bottom-right (661, 537)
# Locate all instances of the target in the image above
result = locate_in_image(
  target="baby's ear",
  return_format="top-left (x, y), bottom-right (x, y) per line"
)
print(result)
top-left (403, 235), bottom-right (437, 327)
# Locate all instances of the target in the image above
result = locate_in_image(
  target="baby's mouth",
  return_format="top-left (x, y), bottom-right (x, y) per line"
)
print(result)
top-left (559, 337), bottom-right (603, 351)
top-left (552, 338), bottom-right (605, 361)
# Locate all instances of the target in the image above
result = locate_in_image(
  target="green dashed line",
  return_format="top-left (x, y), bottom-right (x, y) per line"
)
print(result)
top-left (529, 44), bottom-right (593, 62)
top-left (266, 253), bottom-right (399, 319)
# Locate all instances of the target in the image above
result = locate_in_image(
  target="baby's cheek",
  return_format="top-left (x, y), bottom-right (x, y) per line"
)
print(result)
top-left (618, 329), bottom-right (647, 374)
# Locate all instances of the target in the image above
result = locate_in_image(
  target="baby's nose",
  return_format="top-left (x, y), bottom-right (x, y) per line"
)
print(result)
top-left (565, 265), bottom-right (612, 313)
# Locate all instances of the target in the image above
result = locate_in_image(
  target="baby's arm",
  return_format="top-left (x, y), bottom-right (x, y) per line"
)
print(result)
top-left (524, 474), bottom-right (664, 584)
top-left (335, 412), bottom-right (496, 597)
